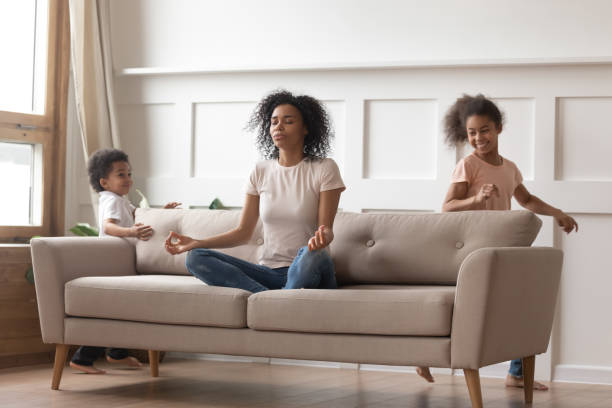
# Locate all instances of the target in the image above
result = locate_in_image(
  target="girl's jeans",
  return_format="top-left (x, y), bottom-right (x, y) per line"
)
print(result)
top-left (509, 358), bottom-right (523, 377)
top-left (186, 246), bottom-right (337, 293)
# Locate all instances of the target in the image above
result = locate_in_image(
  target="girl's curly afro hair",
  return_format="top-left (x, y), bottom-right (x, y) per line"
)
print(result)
top-left (246, 89), bottom-right (333, 160)
top-left (444, 94), bottom-right (504, 146)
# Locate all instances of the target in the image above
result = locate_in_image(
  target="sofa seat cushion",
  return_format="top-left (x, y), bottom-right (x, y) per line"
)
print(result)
top-left (65, 275), bottom-right (251, 328)
top-left (247, 285), bottom-right (455, 336)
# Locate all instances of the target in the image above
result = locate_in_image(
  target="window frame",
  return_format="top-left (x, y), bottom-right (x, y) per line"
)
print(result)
top-left (0, 0), bottom-right (69, 242)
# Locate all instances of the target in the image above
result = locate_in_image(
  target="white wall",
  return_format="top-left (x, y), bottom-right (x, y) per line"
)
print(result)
top-left (109, 0), bottom-right (612, 71)
top-left (67, 0), bottom-right (612, 385)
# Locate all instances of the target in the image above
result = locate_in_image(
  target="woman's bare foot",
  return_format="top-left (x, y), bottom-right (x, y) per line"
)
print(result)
top-left (505, 374), bottom-right (549, 391)
top-left (69, 361), bottom-right (106, 374)
top-left (416, 366), bottom-right (435, 383)
top-left (106, 355), bottom-right (143, 368)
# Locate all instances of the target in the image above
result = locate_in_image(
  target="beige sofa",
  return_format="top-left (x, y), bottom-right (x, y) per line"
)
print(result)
top-left (31, 209), bottom-right (562, 408)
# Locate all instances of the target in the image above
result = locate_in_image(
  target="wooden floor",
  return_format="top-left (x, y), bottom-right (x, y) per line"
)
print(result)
top-left (1, 358), bottom-right (612, 407)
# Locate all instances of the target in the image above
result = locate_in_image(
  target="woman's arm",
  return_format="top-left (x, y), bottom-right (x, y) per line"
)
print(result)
top-left (442, 182), bottom-right (498, 212)
top-left (513, 184), bottom-right (578, 233)
top-left (165, 194), bottom-right (261, 254)
top-left (308, 188), bottom-right (343, 251)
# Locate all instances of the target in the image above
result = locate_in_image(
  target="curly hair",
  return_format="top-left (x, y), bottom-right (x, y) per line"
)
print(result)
top-left (246, 89), bottom-right (333, 160)
top-left (87, 148), bottom-right (129, 193)
top-left (444, 94), bottom-right (504, 146)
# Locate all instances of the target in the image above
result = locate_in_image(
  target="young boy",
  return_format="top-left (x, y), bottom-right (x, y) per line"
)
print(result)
top-left (70, 148), bottom-right (180, 374)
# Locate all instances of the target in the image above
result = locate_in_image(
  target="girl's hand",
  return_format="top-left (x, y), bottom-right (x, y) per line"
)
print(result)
top-left (308, 225), bottom-right (333, 251)
top-left (131, 223), bottom-right (153, 240)
top-left (165, 231), bottom-right (196, 254)
top-left (475, 183), bottom-right (499, 205)
top-left (554, 211), bottom-right (578, 233)
top-left (164, 202), bottom-right (182, 209)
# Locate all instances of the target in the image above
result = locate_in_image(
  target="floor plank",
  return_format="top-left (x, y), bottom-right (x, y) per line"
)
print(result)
top-left (0, 358), bottom-right (611, 407)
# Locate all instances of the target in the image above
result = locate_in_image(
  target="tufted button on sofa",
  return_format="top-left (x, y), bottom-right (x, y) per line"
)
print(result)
top-left (31, 210), bottom-right (562, 408)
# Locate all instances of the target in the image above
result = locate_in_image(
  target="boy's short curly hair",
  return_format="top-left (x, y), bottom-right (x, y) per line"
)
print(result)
top-left (246, 89), bottom-right (333, 160)
top-left (444, 94), bottom-right (505, 146)
top-left (87, 148), bottom-right (129, 193)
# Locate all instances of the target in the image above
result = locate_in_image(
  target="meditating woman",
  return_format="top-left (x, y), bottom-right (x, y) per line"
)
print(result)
top-left (165, 90), bottom-right (345, 292)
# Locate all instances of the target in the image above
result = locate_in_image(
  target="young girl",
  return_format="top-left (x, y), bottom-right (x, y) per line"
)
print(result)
top-left (165, 90), bottom-right (345, 292)
top-left (416, 94), bottom-right (578, 390)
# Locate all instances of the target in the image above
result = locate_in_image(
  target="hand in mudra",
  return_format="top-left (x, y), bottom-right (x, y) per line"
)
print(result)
top-left (165, 231), bottom-right (196, 255)
top-left (308, 225), bottom-right (333, 251)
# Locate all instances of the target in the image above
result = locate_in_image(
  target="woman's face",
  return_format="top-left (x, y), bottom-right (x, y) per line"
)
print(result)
top-left (270, 104), bottom-right (308, 152)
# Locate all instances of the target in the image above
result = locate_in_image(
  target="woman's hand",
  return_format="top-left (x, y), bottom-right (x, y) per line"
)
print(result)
top-left (164, 202), bottom-right (182, 209)
top-left (475, 183), bottom-right (499, 206)
top-left (165, 231), bottom-right (197, 254)
top-left (554, 211), bottom-right (579, 233)
top-left (130, 223), bottom-right (153, 240)
top-left (308, 225), bottom-right (334, 251)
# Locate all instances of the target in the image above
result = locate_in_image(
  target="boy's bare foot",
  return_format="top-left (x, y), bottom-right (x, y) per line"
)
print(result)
top-left (505, 374), bottom-right (549, 391)
top-left (416, 366), bottom-right (435, 383)
top-left (69, 361), bottom-right (106, 374)
top-left (106, 355), bottom-right (143, 368)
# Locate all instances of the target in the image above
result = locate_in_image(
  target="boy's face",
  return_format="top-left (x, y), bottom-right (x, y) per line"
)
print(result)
top-left (100, 161), bottom-right (132, 196)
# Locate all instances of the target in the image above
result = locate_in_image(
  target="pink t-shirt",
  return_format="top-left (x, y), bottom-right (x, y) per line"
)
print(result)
top-left (450, 153), bottom-right (523, 210)
top-left (246, 157), bottom-right (345, 268)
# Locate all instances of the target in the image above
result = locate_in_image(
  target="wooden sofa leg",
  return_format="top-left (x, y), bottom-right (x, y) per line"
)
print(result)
top-left (463, 369), bottom-right (483, 408)
top-left (522, 355), bottom-right (535, 403)
top-left (51, 344), bottom-right (70, 390)
top-left (148, 350), bottom-right (159, 377)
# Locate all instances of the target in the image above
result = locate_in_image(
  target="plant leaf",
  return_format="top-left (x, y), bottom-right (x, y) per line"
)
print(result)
top-left (209, 198), bottom-right (224, 210)
top-left (25, 266), bottom-right (35, 284)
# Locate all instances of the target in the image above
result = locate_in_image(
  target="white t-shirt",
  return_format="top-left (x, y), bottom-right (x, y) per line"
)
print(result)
top-left (246, 158), bottom-right (345, 268)
top-left (98, 191), bottom-right (136, 237)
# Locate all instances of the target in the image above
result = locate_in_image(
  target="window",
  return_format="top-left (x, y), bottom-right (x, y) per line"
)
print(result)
top-left (0, 141), bottom-right (43, 226)
top-left (0, 0), bottom-right (69, 242)
top-left (0, 0), bottom-right (49, 114)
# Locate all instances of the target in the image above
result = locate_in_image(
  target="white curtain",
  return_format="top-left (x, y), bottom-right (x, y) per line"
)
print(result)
top-left (68, 0), bottom-right (119, 221)
top-left (68, 0), bottom-right (119, 158)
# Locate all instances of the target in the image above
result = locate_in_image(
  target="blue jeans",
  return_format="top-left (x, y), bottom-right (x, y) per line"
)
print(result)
top-left (509, 358), bottom-right (523, 377)
top-left (186, 246), bottom-right (337, 293)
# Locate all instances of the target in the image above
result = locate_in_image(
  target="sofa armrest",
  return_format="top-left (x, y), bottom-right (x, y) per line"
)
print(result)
top-left (450, 247), bottom-right (562, 369)
top-left (30, 237), bottom-right (136, 344)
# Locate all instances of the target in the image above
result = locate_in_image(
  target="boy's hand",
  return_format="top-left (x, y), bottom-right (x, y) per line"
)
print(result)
top-left (165, 231), bottom-right (196, 255)
top-left (164, 202), bottom-right (182, 209)
top-left (131, 223), bottom-right (153, 240)
top-left (554, 211), bottom-right (578, 233)
top-left (308, 225), bottom-right (333, 251)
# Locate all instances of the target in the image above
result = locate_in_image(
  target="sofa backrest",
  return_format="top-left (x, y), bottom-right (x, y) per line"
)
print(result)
top-left (135, 209), bottom-right (264, 276)
top-left (135, 209), bottom-right (541, 285)
top-left (331, 210), bottom-right (541, 285)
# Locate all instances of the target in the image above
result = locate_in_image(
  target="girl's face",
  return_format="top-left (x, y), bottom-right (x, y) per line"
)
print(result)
top-left (100, 160), bottom-right (132, 196)
top-left (270, 104), bottom-right (308, 153)
top-left (466, 114), bottom-right (501, 156)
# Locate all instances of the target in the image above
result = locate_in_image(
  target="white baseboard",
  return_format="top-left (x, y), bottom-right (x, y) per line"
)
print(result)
top-left (167, 352), bottom-right (270, 364)
top-left (270, 358), bottom-right (355, 369)
top-left (554, 364), bottom-right (612, 385)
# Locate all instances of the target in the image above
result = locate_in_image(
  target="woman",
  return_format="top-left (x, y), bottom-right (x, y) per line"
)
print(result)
top-left (165, 90), bottom-right (345, 292)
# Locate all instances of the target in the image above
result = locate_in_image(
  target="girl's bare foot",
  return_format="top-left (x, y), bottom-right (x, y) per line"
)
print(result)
top-left (505, 374), bottom-right (549, 391)
top-left (416, 366), bottom-right (435, 383)
top-left (69, 361), bottom-right (106, 374)
top-left (106, 355), bottom-right (143, 368)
